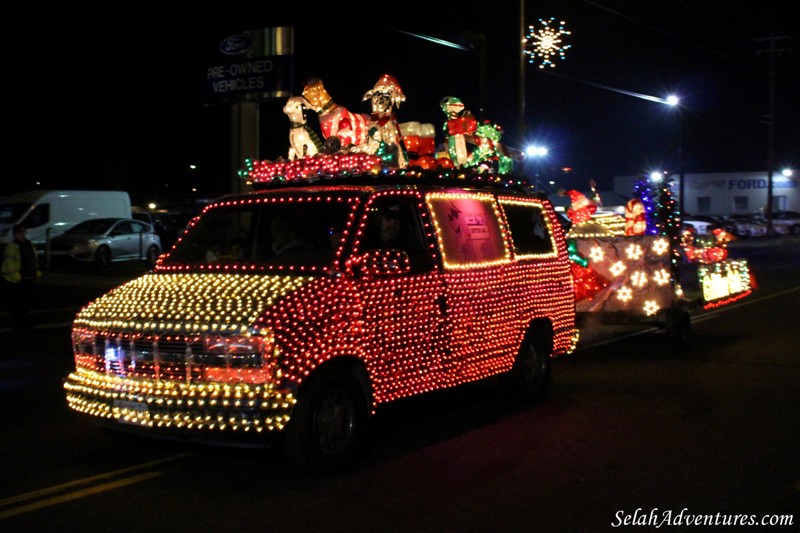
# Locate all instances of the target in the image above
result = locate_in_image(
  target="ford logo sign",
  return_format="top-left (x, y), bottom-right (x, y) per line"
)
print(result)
top-left (220, 35), bottom-right (253, 55)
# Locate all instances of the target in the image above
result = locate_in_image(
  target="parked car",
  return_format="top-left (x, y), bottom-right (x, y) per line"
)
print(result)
top-left (133, 210), bottom-right (187, 250)
top-left (49, 217), bottom-right (161, 266)
top-left (682, 215), bottom-right (723, 236)
top-left (750, 212), bottom-right (792, 235)
top-left (723, 214), bottom-right (768, 238)
top-left (770, 211), bottom-right (800, 235)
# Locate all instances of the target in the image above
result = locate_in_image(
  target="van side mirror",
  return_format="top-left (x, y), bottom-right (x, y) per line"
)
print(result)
top-left (348, 249), bottom-right (412, 276)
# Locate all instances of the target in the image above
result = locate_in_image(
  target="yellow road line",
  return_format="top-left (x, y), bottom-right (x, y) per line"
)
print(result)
top-left (0, 471), bottom-right (162, 519)
top-left (0, 454), bottom-right (189, 509)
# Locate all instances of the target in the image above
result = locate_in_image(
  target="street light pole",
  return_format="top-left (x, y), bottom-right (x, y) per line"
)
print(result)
top-left (756, 33), bottom-right (792, 236)
top-left (678, 109), bottom-right (684, 216)
top-left (666, 95), bottom-right (684, 215)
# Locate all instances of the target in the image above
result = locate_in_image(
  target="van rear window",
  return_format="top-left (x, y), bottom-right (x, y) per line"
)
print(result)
top-left (499, 199), bottom-right (558, 258)
top-left (426, 192), bottom-right (509, 269)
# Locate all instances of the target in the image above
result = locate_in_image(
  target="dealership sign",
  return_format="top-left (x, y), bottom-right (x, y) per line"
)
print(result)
top-left (205, 28), bottom-right (293, 104)
top-left (728, 177), bottom-right (797, 190)
top-left (686, 176), bottom-right (798, 190)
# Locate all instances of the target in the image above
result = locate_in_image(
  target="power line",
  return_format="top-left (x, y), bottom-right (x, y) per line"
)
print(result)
top-left (583, 0), bottom-right (762, 70)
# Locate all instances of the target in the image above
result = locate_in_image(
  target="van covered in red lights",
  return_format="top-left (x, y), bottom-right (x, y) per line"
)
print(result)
top-left (64, 168), bottom-right (577, 473)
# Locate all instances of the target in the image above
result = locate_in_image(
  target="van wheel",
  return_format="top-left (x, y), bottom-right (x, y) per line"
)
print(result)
top-left (95, 246), bottom-right (111, 267)
top-left (145, 245), bottom-right (160, 265)
top-left (506, 331), bottom-right (551, 403)
top-left (282, 367), bottom-right (367, 475)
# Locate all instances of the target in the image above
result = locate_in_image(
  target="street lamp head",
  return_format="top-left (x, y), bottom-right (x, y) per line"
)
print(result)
top-left (666, 95), bottom-right (680, 106)
top-left (650, 171), bottom-right (664, 182)
top-left (781, 168), bottom-right (793, 177)
top-left (526, 145), bottom-right (548, 157)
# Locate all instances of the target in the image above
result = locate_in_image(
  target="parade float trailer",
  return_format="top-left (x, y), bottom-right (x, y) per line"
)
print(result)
top-left (560, 179), bottom-right (753, 343)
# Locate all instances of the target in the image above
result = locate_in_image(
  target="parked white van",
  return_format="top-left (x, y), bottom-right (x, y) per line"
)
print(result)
top-left (0, 190), bottom-right (132, 251)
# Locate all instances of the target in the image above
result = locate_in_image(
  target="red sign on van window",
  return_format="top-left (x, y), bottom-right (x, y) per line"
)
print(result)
top-left (427, 192), bottom-right (509, 268)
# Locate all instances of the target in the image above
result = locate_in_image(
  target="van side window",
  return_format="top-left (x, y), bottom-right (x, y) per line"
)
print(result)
top-left (360, 196), bottom-right (433, 272)
top-left (500, 200), bottom-right (557, 257)
top-left (426, 193), bottom-right (509, 269)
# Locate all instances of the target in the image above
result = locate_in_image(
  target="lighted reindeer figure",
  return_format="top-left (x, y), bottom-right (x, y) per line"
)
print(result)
top-left (282, 96), bottom-right (323, 160)
top-left (302, 78), bottom-right (368, 150)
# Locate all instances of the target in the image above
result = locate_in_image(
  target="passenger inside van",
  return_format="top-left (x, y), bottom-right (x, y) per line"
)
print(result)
top-left (363, 197), bottom-right (432, 271)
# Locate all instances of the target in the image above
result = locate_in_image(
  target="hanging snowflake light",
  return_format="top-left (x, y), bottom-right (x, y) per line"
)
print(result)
top-left (524, 17), bottom-right (572, 69)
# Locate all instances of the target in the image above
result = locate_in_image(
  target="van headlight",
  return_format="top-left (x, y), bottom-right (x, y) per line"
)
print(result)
top-left (201, 330), bottom-right (278, 384)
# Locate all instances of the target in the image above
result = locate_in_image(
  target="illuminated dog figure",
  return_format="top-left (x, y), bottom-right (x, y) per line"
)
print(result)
top-left (282, 96), bottom-right (323, 160)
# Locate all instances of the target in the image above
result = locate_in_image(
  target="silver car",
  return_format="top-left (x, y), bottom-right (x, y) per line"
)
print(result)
top-left (50, 218), bottom-right (162, 266)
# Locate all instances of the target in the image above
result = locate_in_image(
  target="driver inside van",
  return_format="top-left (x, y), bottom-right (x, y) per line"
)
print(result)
top-left (366, 199), bottom-right (431, 271)
top-left (270, 215), bottom-right (311, 263)
top-left (378, 203), bottom-right (408, 249)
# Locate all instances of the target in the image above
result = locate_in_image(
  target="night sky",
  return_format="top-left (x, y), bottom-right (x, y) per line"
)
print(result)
top-left (5, 1), bottom-right (798, 205)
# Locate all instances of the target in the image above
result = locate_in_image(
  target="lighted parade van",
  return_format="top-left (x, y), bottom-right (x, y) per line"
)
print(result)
top-left (64, 164), bottom-right (577, 473)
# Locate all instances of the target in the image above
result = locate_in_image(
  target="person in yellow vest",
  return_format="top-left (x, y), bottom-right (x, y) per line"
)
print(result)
top-left (2, 224), bottom-right (41, 332)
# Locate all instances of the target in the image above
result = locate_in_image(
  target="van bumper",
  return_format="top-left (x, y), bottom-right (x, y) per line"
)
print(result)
top-left (64, 368), bottom-right (296, 440)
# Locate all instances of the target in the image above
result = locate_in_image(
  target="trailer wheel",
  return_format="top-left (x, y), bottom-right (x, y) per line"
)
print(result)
top-left (506, 330), bottom-right (551, 403)
top-left (282, 367), bottom-right (368, 475)
top-left (666, 306), bottom-right (691, 344)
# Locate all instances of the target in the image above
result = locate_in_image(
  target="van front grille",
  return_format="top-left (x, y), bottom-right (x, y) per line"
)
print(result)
top-left (73, 332), bottom-right (206, 382)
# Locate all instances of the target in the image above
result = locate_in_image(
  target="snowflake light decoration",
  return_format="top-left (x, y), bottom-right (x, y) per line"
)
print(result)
top-left (626, 243), bottom-right (644, 261)
top-left (630, 270), bottom-right (648, 288)
top-left (524, 17), bottom-right (572, 69)
top-left (651, 237), bottom-right (670, 255)
top-left (643, 300), bottom-right (660, 316)
top-left (589, 245), bottom-right (605, 263)
top-left (609, 261), bottom-right (626, 277)
top-left (616, 286), bottom-right (633, 303)
top-left (653, 268), bottom-right (671, 286)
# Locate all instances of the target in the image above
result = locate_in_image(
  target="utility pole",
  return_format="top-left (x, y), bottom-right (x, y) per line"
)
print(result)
top-left (755, 34), bottom-right (792, 235)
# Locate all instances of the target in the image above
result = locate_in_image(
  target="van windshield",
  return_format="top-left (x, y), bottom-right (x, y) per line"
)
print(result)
top-left (162, 194), bottom-right (359, 271)
top-left (0, 203), bottom-right (31, 225)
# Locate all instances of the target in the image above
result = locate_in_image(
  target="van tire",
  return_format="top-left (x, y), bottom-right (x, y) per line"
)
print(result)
top-left (506, 331), bottom-right (551, 403)
top-left (282, 367), bottom-right (368, 475)
top-left (95, 246), bottom-right (112, 267)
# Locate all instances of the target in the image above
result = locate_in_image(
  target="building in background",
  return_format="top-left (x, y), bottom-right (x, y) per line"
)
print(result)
top-left (614, 171), bottom-right (799, 215)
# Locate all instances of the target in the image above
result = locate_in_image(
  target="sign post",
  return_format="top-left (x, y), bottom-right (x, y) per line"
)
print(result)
top-left (205, 27), bottom-right (294, 194)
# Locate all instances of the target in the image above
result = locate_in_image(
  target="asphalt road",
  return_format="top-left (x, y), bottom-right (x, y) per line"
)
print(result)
top-left (1, 237), bottom-right (798, 532)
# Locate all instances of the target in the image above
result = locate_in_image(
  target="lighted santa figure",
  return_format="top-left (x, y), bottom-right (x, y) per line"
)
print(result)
top-left (560, 189), bottom-right (597, 223)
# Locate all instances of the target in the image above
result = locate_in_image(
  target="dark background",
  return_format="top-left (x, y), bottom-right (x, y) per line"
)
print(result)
top-left (4, 1), bottom-right (798, 204)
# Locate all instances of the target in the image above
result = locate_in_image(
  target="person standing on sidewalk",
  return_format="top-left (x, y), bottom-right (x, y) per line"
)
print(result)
top-left (2, 224), bottom-right (41, 332)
